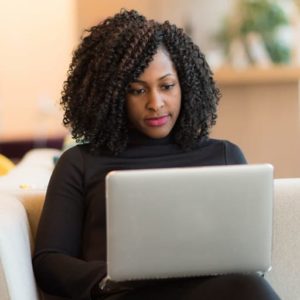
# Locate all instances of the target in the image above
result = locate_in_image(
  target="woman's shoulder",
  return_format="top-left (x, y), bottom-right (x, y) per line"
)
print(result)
top-left (199, 137), bottom-right (238, 149)
top-left (62, 142), bottom-right (95, 156)
top-left (55, 143), bottom-right (94, 168)
top-left (204, 138), bottom-right (240, 149)
top-left (201, 138), bottom-right (247, 164)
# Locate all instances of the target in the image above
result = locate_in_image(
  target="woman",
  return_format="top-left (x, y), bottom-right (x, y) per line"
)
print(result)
top-left (33, 9), bottom-right (280, 300)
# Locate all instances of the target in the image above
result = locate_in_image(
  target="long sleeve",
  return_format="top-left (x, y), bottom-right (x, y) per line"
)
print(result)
top-left (33, 148), bottom-right (106, 300)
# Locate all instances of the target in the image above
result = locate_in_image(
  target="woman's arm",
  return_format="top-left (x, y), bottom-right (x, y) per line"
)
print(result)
top-left (33, 147), bottom-right (106, 300)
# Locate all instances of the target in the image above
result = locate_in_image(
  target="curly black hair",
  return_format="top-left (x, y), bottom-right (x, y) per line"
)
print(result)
top-left (61, 9), bottom-right (220, 155)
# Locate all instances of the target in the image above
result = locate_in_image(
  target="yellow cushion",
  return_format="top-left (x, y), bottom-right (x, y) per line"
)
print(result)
top-left (0, 154), bottom-right (15, 176)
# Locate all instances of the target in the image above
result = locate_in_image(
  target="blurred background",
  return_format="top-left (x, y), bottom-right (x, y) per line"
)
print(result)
top-left (0, 0), bottom-right (300, 177)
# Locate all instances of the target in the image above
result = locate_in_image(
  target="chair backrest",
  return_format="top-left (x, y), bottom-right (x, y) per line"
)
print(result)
top-left (19, 190), bottom-right (46, 250)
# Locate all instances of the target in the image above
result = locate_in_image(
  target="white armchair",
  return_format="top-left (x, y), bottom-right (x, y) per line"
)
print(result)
top-left (0, 149), bottom-right (299, 299)
top-left (0, 194), bottom-right (41, 300)
top-left (0, 148), bottom-right (60, 300)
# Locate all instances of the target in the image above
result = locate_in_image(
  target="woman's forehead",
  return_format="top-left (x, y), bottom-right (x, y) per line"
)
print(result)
top-left (135, 47), bottom-right (176, 81)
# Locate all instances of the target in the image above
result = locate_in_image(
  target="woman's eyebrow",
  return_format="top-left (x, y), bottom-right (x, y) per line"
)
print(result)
top-left (132, 73), bottom-right (174, 84)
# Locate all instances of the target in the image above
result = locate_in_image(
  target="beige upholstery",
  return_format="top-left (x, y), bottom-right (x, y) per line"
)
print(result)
top-left (0, 149), bottom-right (299, 299)
top-left (265, 178), bottom-right (300, 300)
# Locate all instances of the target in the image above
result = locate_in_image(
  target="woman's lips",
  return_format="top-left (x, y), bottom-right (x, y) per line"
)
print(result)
top-left (145, 115), bottom-right (169, 127)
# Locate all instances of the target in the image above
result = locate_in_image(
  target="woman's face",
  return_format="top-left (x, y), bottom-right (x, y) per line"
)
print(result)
top-left (126, 47), bottom-right (181, 139)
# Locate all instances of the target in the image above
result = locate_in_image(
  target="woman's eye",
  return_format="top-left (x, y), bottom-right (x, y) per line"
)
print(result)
top-left (162, 83), bottom-right (175, 90)
top-left (128, 88), bottom-right (146, 95)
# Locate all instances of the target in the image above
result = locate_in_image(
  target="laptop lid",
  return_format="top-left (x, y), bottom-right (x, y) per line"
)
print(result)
top-left (105, 164), bottom-right (273, 282)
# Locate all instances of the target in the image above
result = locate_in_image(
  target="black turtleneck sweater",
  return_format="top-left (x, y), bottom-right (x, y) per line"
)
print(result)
top-left (33, 133), bottom-right (246, 300)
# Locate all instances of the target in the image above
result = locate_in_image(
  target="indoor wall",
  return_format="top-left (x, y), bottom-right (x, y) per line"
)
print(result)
top-left (0, 0), bottom-right (77, 141)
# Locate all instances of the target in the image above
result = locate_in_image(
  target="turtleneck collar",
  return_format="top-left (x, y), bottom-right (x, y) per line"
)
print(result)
top-left (127, 129), bottom-right (176, 147)
top-left (110, 129), bottom-right (181, 158)
top-left (94, 129), bottom-right (206, 159)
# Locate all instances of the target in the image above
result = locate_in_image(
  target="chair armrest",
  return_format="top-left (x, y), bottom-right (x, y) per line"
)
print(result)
top-left (265, 178), bottom-right (300, 300)
top-left (18, 190), bottom-right (46, 245)
top-left (0, 195), bottom-right (40, 300)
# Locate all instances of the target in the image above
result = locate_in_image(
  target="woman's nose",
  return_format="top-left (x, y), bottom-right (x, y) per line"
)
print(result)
top-left (146, 90), bottom-right (164, 111)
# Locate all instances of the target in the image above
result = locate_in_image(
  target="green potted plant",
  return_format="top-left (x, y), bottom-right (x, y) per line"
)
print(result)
top-left (217, 0), bottom-right (291, 65)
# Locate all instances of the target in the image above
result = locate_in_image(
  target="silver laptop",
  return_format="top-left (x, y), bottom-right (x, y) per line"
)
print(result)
top-left (105, 164), bottom-right (273, 282)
